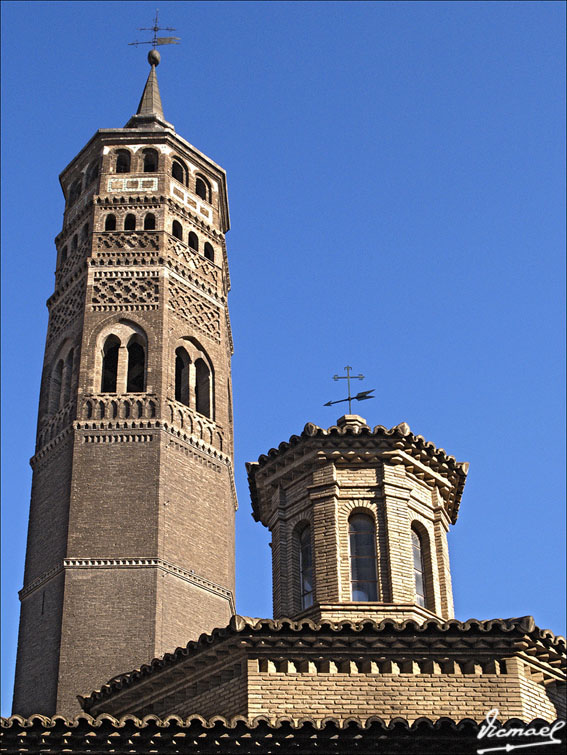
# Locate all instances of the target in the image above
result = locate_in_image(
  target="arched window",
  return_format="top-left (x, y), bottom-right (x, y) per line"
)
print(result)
top-left (86, 161), bottom-right (99, 186)
top-left (104, 214), bottom-right (116, 231)
top-left (116, 150), bottom-right (131, 174)
top-left (60, 246), bottom-right (68, 264)
top-left (175, 347), bottom-right (190, 406)
top-left (172, 159), bottom-right (187, 185)
top-left (204, 242), bottom-right (214, 262)
top-left (80, 224), bottom-right (89, 242)
top-left (195, 358), bottom-right (211, 417)
top-left (124, 214), bottom-right (136, 231)
top-left (298, 525), bottom-right (313, 610)
top-left (195, 175), bottom-right (210, 202)
top-left (188, 232), bottom-right (199, 251)
top-left (143, 149), bottom-right (158, 172)
top-left (71, 235), bottom-right (78, 252)
top-left (69, 178), bottom-right (82, 205)
top-left (412, 528), bottom-right (427, 608)
top-left (101, 336), bottom-right (120, 392)
top-left (349, 513), bottom-right (378, 601)
top-left (126, 338), bottom-right (145, 392)
top-left (143, 213), bottom-right (156, 230)
top-left (62, 349), bottom-right (74, 405)
top-left (172, 220), bottom-right (183, 240)
top-left (49, 360), bottom-right (64, 414)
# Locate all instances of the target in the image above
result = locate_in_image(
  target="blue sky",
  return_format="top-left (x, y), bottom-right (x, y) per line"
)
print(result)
top-left (1, 1), bottom-right (565, 716)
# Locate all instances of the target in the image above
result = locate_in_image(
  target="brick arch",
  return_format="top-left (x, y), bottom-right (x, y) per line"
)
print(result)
top-left (409, 515), bottom-right (439, 615)
top-left (337, 500), bottom-right (382, 603)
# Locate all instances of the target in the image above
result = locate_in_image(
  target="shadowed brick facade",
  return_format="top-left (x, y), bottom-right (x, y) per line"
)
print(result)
top-left (12, 56), bottom-right (236, 717)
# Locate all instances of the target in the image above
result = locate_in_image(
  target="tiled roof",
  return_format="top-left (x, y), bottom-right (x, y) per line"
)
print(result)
top-left (246, 420), bottom-right (469, 523)
top-left (3, 714), bottom-right (565, 754)
top-left (80, 614), bottom-right (565, 711)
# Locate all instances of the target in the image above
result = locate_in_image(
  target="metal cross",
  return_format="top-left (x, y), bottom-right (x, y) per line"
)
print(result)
top-left (323, 366), bottom-right (375, 413)
top-left (129, 9), bottom-right (180, 49)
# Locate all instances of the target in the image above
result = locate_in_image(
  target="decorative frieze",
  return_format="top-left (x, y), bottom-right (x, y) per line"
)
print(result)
top-left (46, 278), bottom-right (86, 345)
top-left (96, 231), bottom-right (159, 251)
top-left (107, 177), bottom-right (158, 193)
top-left (90, 269), bottom-right (160, 311)
top-left (167, 277), bottom-right (221, 342)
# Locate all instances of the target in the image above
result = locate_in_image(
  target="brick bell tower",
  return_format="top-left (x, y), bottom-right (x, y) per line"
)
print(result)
top-left (13, 50), bottom-right (236, 717)
top-left (247, 414), bottom-right (468, 625)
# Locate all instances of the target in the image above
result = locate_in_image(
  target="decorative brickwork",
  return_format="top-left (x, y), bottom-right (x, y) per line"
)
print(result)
top-left (167, 277), bottom-right (221, 342)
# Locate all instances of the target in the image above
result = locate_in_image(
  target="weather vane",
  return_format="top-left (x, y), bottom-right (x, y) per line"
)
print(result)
top-left (129, 9), bottom-right (180, 51)
top-left (323, 366), bottom-right (375, 413)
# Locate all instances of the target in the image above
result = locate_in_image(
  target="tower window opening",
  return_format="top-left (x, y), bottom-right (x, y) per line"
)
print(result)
top-left (116, 150), bottom-right (131, 174)
top-left (412, 527), bottom-right (427, 608)
top-left (71, 235), bottom-right (78, 252)
top-left (69, 179), bottom-right (82, 205)
top-left (126, 340), bottom-right (146, 393)
top-left (188, 232), bottom-right (199, 251)
top-left (60, 246), bottom-right (68, 264)
top-left (80, 224), bottom-right (89, 243)
top-left (172, 159), bottom-right (187, 185)
top-left (101, 336), bottom-right (120, 393)
top-left (195, 358), bottom-right (211, 418)
top-left (104, 214), bottom-right (116, 231)
top-left (62, 349), bottom-right (74, 406)
top-left (86, 161), bottom-right (99, 186)
top-left (143, 149), bottom-right (158, 173)
top-left (349, 513), bottom-right (378, 602)
top-left (144, 213), bottom-right (156, 231)
top-left (298, 525), bottom-right (314, 610)
top-left (175, 347), bottom-right (190, 406)
top-left (195, 175), bottom-right (210, 202)
top-left (172, 220), bottom-right (183, 240)
top-left (48, 359), bottom-right (64, 414)
top-left (204, 242), bottom-right (214, 262)
top-left (124, 214), bottom-right (136, 231)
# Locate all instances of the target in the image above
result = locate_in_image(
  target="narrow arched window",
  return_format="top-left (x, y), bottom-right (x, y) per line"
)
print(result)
top-left (72, 235), bottom-right (78, 251)
top-left (127, 339), bottom-right (145, 392)
top-left (195, 176), bottom-right (210, 202)
top-left (195, 358), bottom-right (211, 417)
top-left (172, 159), bottom-right (186, 185)
top-left (349, 514), bottom-right (378, 601)
top-left (101, 336), bottom-right (120, 392)
top-left (86, 161), bottom-right (99, 186)
top-left (298, 525), bottom-right (313, 610)
top-left (172, 220), bottom-right (183, 240)
top-left (175, 347), bottom-right (190, 406)
top-left (144, 213), bottom-right (156, 230)
top-left (188, 232), bottom-right (199, 251)
top-left (204, 242), bottom-right (214, 262)
top-left (116, 150), bottom-right (131, 174)
top-left (412, 528), bottom-right (427, 608)
top-left (49, 360), bottom-right (64, 414)
top-left (104, 214), bottom-right (116, 231)
top-left (80, 224), bottom-right (89, 243)
top-left (60, 246), bottom-right (68, 264)
top-left (69, 179), bottom-right (82, 205)
top-left (143, 149), bottom-right (158, 173)
top-left (62, 349), bottom-right (74, 405)
top-left (124, 214), bottom-right (136, 231)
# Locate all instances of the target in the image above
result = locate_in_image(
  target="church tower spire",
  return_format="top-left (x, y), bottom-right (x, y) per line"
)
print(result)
top-left (13, 52), bottom-right (236, 717)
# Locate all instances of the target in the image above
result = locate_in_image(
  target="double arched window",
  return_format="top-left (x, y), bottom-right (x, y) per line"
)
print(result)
top-left (348, 513), bottom-right (378, 601)
top-left (48, 347), bottom-right (75, 415)
top-left (298, 524), bottom-right (313, 610)
top-left (100, 332), bottom-right (146, 394)
top-left (174, 342), bottom-right (213, 419)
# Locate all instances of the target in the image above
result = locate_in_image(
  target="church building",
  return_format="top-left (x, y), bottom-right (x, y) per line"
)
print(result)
top-left (2, 49), bottom-right (565, 754)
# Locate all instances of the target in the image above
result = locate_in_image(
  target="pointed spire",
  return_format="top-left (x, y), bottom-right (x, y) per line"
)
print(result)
top-left (125, 49), bottom-right (173, 130)
top-left (136, 50), bottom-right (164, 118)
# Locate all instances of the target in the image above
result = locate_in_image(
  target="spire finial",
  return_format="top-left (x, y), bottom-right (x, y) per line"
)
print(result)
top-left (129, 10), bottom-right (180, 54)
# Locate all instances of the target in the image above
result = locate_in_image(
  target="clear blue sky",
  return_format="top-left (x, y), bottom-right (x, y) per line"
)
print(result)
top-left (1, 1), bottom-right (565, 716)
